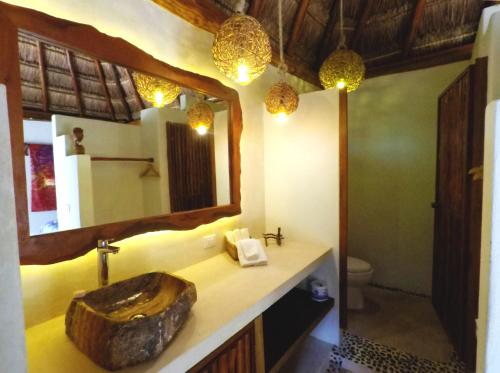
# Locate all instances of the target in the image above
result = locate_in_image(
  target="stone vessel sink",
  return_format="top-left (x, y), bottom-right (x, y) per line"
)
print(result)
top-left (65, 272), bottom-right (197, 371)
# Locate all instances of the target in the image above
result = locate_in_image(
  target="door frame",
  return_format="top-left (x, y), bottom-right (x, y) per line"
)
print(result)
top-left (339, 89), bottom-right (348, 329)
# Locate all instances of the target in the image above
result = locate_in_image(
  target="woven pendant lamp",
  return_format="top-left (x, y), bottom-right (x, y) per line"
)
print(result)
top-left (264, 0), bottom-right (299, 122)
top-left (188, 100), bottom-right (214, 136)
top-left (212, 0), bottom-right (272, 85)
top-left (132, 72), bottom-right (181, 108)
top-left (319, 0), bottom-right (365, 92)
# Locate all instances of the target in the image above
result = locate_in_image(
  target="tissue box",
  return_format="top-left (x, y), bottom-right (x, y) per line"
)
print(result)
top-left (225, 237), bottom-right (238, 261)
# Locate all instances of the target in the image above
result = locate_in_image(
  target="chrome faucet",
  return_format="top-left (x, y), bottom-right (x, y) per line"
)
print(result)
top-left (97, 239), bottom-right (120, 287)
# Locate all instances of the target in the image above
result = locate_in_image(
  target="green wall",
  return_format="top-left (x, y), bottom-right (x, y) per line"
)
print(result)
top-left (348, 61), bottom-right (469, 295)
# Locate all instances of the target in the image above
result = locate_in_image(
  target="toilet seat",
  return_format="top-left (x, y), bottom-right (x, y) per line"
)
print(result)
top-left (348, 256), bottom-right (372, 273)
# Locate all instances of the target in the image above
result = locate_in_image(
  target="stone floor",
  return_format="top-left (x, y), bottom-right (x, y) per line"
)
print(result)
top-left (347, 285), bottom-right (455, 363)
top-left (278, 336), bottom-right (333, 373)
top-left (280, 286), bottom-right (459, 373)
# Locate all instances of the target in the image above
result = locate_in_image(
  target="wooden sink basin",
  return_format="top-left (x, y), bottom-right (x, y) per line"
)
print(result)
top-left (65, 272), bottom-right (197, 371)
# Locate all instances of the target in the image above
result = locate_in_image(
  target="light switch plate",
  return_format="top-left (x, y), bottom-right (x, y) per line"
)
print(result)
top-left (203, 234), bottom-right (217, 249)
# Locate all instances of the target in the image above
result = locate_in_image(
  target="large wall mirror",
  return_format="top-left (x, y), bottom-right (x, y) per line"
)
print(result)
top-left (0, 3), bottom-right (242, 264)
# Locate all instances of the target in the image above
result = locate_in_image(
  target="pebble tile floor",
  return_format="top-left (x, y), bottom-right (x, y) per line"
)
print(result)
top-left (282, 286), bottom-right (465, 373)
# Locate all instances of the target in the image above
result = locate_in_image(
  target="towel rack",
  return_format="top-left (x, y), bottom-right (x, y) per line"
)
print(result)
top-left (90, 157), bottom-right (154, 162)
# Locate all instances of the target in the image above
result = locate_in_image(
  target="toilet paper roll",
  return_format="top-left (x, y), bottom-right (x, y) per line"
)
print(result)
top-left (311, 280), bottom-right (328, 302)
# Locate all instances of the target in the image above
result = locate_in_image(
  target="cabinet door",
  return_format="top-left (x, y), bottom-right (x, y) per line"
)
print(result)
top-left (189, 318), bottom-right (264, 373)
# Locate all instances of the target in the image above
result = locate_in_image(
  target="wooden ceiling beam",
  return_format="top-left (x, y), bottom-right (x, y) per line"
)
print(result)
top-left (153, 0), bottom-right (320, 87)
top-left (286, 0), bottom-right (311, 55)
top-left (350, 0), bottom-right (375, 50)
top-left (247, 0), bottom-right (263, 18)
top-left (36, 41), bottom-right (48, 112)
top-left (125, 68), bottom-right (146, 110)
top-left (366, 43), bottom-right (472, 79)
top-left (65, 50), bottom-right (84, 116)
top-left (316, 0), bottom-right (339, 69)
top-left (94, 59), bottom-right (116, 121)
top-left (271, 52), bottom-right (320, 86)
top-left (153, 0), bottom-right (228, 34)
top-left (23, 109), bottom-right (129, 123)
top-left (403, 0), bottom-right (426, 56)
top-left (23, 109), bottom-right (52, 121)
top-left (110, 65), bottom-right (133, 122)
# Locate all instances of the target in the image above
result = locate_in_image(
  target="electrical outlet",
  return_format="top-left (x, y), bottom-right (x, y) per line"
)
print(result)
top-left (203, 234), bottom-right (216, 249)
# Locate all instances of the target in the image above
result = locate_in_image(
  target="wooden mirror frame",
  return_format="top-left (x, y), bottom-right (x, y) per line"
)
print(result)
top-left (0, 2), bottom-right (242, 265)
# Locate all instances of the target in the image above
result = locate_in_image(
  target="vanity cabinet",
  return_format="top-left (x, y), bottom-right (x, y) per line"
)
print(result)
top-left (188, 317), bottom-right (265, 373)
top-left (188, 288), bottom-right (334, 373)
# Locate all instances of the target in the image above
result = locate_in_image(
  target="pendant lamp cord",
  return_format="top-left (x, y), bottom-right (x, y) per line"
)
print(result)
top-left (339, 0), bottom-right (346, 49)
top-left (278, 0), bottom-right (287, 77)
top-left (236, 0), bottom-right (245, 13)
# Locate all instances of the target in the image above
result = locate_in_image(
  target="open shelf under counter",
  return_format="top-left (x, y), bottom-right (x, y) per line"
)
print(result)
top-left (25, 241), bottom-right (334, 373)
top-left (263, 288), bottom-right (335, 372)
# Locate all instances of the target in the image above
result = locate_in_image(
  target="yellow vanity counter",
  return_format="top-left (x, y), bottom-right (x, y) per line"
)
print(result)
top-left (26, 241), bottom-right (333, 372)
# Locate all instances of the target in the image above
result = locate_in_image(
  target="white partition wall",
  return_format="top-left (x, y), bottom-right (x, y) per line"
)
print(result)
top-left (264, 89), bottom-right (341, 344)
top-left (214, 110), bottom-right (231, 206)
top-left (0, 85), bottom-right (26, 372)
top-left (473, 5), bottom-right (500, 372)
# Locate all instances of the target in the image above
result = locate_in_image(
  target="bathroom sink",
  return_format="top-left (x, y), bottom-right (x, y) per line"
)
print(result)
top-left (65, 272), bottom-right (197, 371)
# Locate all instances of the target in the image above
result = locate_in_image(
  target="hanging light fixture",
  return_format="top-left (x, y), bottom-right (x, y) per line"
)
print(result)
top-left (264, 0), bottom-right (299, 122)
top-left (188, 100), bottom-right (214, 136)
top-left (132, 72), bottom-right (181, 108)
top-left (212, 0), bottom-right (272, 85)
top-left (319, 0), bottom-right (365, 92)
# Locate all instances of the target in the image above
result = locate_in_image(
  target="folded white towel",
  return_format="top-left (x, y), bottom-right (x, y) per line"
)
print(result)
top-left (239, 238), bottom-right (259, 260)
top-left (236, 238), bottom-right (268, 267)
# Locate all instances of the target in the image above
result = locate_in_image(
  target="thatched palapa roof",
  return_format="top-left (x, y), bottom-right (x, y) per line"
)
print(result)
top-left (19, 32), bottom-right (161, 123)
top-left (193, 0), bottom-right (496, 82)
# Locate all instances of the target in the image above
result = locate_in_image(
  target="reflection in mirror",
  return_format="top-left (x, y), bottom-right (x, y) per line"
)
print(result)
top-left (19, 32), bottom-right (231, 236)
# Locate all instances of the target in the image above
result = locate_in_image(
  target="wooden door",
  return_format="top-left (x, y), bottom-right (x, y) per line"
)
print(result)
top-left (432, 58), bottom-right (487, 370)
top-left (166, 121), bottom-right (217, 212)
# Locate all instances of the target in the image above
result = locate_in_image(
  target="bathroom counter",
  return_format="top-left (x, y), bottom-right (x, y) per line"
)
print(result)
top-left (26, 241), bottom-right (333, 373)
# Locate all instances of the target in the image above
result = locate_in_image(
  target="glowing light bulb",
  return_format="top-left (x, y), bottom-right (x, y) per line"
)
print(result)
top-left (236, 63), bottom-right (250, 85)
top-left (196, 125), bottom-right (208, 135)
top-left (336, 80), bottom-right (346, 89)
top-left (154, 91), bottom-right (165, 107)
top-left (274, 111), bottom-right (288, 123)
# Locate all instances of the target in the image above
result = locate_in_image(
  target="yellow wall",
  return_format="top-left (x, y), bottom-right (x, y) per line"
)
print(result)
top-left (264, 89), bottom-right (340, 344)
top-left (6, 0), bottom-right (317, 328)
top-left (473, 6), bottom-right (500, 372)
top-left (348, 61), bottom-right (468, 295)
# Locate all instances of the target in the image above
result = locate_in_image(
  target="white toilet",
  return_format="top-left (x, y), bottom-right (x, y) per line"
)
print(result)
top-left (347, 256), bottom-right (374, 310)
